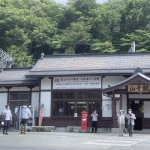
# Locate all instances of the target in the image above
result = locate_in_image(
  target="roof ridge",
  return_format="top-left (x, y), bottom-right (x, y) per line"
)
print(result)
top-left (41, 52), bottom-right (150, 58)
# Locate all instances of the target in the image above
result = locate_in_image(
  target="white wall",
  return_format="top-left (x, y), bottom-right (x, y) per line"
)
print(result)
top-left (129, 94), bottom-right (150, 99)
top-left (31, 92), bottom-right (39, 112)
top-left (0, 93), bottom-right (7, 113)
top-left (32, 86), bottom-right (39, 91)
top-left (102, 76), bottom-right (126, 89)
top-left (40, 92), bottom-right (51, 117)
top-left (41, 78), bottom-right (51, 90)
top-left (102, 76), bottom-right (126, 99)
top-left (10, 87), bottom-right (29, 91)
top-left (102, 99), bottom-right (112, 117)
top-left (144, 101), bottom-right (150, 118)
top-left (0, 87), bottom-right (7, 92)
top-left (122, 94), bottom-right (127, 116)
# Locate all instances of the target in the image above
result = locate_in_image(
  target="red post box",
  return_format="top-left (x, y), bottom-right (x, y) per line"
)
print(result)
top-left (81, 111), bottom-right (88, 131)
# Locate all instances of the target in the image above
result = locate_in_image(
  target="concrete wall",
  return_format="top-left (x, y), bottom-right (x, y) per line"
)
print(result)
top-left (0, 93), bottom-right (7, 113)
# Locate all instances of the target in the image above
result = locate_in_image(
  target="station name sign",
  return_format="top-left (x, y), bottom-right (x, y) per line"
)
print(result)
top-left (128, 84), bottom-right (150, 93)
top-left (53, 76), bottom-right (101, 89)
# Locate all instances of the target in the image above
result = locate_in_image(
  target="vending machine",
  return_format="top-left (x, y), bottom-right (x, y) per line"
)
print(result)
top-left (19, 105), bottom-right (37, 131)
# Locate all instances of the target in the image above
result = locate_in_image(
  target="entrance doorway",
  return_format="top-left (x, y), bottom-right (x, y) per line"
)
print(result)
top-left (9, 101), bottom-right (28, 129)
top-left (128, 100), bottom-right (143, 130)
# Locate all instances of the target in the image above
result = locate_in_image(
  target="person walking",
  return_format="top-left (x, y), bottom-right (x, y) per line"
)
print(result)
top-left (127, 109), bottom-right (136, 137)
top-left (118, 110), bottom-right (125, 136)
top-left (3, 105), bottom-right (12, 135)
top-left (91, 110), bottom-right (98, 133)
top-left (20, 104), bottom-right (31, 134)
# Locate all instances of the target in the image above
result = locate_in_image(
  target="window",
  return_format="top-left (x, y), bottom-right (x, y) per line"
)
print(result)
top-left (52, 90), bottom-right (101, 117)
top-left (53, 92), bottom-right (75, 99)
top-left (10, 93), bottom-right (29, 101)
top-left (77, 102), bottom-right (87, 115)
top-left (88, 101), bottom-right (100, 115)
top-left (52, 101), bottom-right (75, 116)
top-left (52, 101), bottom-right (100, 117)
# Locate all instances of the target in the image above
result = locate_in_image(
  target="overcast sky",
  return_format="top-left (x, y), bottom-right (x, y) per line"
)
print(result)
top-left (54, 0), bottom-right (108, 5)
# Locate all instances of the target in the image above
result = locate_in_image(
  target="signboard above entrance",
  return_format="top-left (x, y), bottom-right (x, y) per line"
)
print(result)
top-left (128, 84), bottom-right (150, 93)
top-left (53, 76), bottom-right (101, 89)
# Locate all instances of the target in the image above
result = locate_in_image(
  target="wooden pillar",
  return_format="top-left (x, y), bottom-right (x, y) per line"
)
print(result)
top-left (112, 93), bottom-right (116, 127)
top-left (120, 94), bottom-right (122, 110)
top-left (28, 86), bottom-right (34, 105)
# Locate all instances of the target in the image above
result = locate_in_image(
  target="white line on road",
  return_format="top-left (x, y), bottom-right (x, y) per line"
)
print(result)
top-left (83, 136), bottom-right (150, 147)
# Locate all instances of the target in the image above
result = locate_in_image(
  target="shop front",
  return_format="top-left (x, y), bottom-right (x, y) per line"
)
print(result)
top-left (50, 76), bottom-right (102, 127)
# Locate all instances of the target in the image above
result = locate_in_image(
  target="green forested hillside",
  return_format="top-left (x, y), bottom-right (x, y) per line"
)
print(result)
top-left (0, 0), bottom-right (150, 67)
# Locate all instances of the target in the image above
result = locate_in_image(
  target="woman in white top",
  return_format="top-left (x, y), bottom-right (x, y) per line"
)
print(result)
top-left (3, 105), bottom-right (12, 135)
top-left (118, 110), bottom-right (125, 136)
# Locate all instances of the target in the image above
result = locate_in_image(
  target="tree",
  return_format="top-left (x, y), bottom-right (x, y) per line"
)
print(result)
top-left (58, 22), bottom-right (91, 54)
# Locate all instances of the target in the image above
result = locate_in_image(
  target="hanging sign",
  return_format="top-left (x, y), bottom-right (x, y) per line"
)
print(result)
top-left (128, 84), bottom-right (150, 93)
top-left (53, 76), bottom-right (101, 89)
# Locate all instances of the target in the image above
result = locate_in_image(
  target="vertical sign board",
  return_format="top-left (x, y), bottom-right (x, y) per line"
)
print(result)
top-left (38, 103), bottom-right (44, 126)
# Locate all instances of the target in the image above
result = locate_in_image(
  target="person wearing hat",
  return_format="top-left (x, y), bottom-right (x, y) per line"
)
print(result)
top-left (118, 110), bottom-right (125, 136)
top-left (127, 109), bottom-right (136, 137)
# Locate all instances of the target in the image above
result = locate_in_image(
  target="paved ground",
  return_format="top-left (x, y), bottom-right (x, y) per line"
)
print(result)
top-left (0, 132), bottom-right (150, 150)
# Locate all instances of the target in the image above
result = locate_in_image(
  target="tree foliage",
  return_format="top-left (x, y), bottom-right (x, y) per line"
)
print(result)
top-left (0, 0), bottom-right (150, 67)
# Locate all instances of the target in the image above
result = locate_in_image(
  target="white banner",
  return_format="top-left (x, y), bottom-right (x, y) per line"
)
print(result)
top-left (53, 76), bottom-right (101, 89)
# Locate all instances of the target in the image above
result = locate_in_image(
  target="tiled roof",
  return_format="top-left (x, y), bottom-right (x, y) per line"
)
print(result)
top-left (0, 68), bottom-right (39, 86)
top-left (26, 53), bottom-right (150, 76)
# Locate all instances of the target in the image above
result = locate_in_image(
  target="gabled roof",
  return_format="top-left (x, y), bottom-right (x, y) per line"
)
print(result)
top-left (103, 72), bottom-right (150, 94)
top-left (0, 68), bottom-right (39, 86)
top-left (26, 53), bottom-right (150, 77)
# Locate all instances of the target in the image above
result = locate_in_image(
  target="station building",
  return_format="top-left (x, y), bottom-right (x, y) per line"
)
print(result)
top-left (0, 52), bottom-right (150, 130)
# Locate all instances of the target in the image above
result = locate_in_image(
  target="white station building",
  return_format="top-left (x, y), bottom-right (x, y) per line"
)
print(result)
top-left (0, 52), bottom-right (150, 130)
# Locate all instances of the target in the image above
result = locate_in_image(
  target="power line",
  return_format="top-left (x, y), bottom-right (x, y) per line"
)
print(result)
top-left (0, 36), bottom-right (150, 47)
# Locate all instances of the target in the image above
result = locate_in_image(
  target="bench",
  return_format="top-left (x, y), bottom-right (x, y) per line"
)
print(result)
top-left (32, 126), bottom-right (55, 132)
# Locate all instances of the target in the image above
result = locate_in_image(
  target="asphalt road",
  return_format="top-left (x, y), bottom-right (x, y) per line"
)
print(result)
top-left (0, 132), bottom-right (150, 150)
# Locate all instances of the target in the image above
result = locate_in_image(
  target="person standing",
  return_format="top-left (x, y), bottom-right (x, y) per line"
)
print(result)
top-left (127, 109), bottom-right (136, 137)
top-left (20, 105), bottom-right (31, 134)
top-left (118, 110), bottom-right (125, 136)
top-left (91, 110), bottom-right (98, 133)
top-left (3, 105), bottom-right (12, 135)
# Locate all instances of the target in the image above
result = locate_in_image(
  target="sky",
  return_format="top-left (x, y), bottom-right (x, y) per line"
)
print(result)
top-left (54, 0), bottom-right (108, 5)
